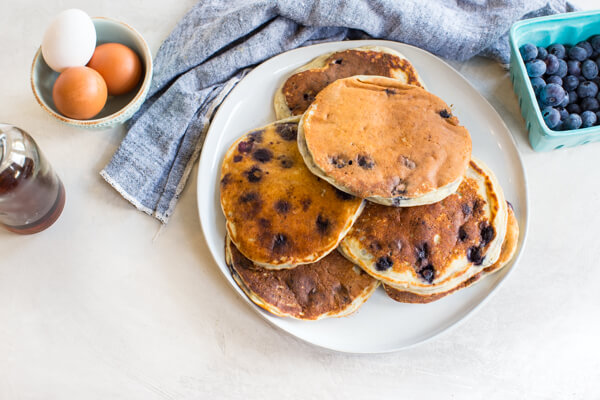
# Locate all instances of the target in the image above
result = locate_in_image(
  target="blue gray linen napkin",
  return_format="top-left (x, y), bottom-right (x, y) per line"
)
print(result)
top-left (101, 0), bottom-right (575, 223)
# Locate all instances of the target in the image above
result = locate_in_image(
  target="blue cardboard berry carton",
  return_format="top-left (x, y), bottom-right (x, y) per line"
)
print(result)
top-left (509, 9), bottom-right (600, 151)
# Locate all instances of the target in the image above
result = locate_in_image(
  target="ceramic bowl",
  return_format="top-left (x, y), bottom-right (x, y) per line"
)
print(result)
top-left (30, 17), bottom-right (152, 129)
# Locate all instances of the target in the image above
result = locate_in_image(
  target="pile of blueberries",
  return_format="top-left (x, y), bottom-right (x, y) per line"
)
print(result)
top-left (520, 35), bottom-right (600, 131)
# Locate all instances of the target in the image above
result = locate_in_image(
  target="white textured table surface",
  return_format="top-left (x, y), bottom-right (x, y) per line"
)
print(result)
top-left (1, 1), bottom-right (599, 399)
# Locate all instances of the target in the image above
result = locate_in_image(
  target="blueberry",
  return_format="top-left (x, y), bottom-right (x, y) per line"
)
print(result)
top-left (245, 166), bottom-right (263, 183)
top-left (467, 246), bottom-right (484, 265)
top-left (248, 130), bottom-right (264, 143)
top-left (461, 203), bottom-right (472, 216)
top-left (238, 140), bottom-right (253, 154)
top-left (555, 59), bottom-right (568, 78)
top-left (556, 106), bottom-right (569, 120)
top-left (563, 75), bottom-right (579, 91)
top-left (577, 41), bottom-right (593, 58)
top-left (357, 154), bottom-right (375, 169)
top-left (568, 90), bottom-right (578, 104)
top-left (274, 199), bottom-right (291, 214)
top-left (581, 110), bottom-right (597, 128)
top-left (548, 43), bottom-right (566, 59)
top-left (563, 113), bottom-right (582, 130)
top-left (519, 43), bottom-right (538, 62)
top-left (419, 265), bottom-right (435, 284)
top-left (546, 75), bottom-right (562, 86)
top-left (415, 243), bottom-right (429, 262)
top-left (567, 60), bottom-right (581, 76)
top-left (375, 256), bottom-right (394, 271)
top-left (597, 111), bottom-right (600, 122)
top-left (458, 226), bottom-right (468, 241)
top-left (542, 107), bottom-right (561, 129)
top-left (480, 225), bottom-right (495, 246)
top-left (252, 148), bottom-right (273, 163)
top-left (278, 156), bottom-right (293, 169)
top-left (239, 192), bottom-right (259, 203)
top-left (537, 46), bottom-right (548, 60)
top-left (315, 214), bottom-right (330, 234)
top-left (303, 93), bottom-right (315, 102)
top-left (558, 94), bottom-right (569, 107)
top-left (592, 36), bottom-right (600, 52)
top-left (539, 83), bottom-right (566, 107)
top-left (553, 121), bottom-right (564, 131)
top-left (530, 77), bottom-right (546, 96)
top-left (272, 233), bottom-right (289, 252)
top-left (567, 103), bottom-right (582, 114)
top-left (276, 123), bottom-right (297, 141)
top-left (544, 54), bottom-right (559, 75)
top-left (568, 45), bottom-right (588, 62)
top-left (439, 109), bottom-right (452, 118)
top-left (577, 81), bottom-right (599, 98)
top-left (582, 59), bottom-right (599, 80)
top-left (581, 97), bottom-right (600, 112)
top-left (526, 59), bottom-right (546, 77)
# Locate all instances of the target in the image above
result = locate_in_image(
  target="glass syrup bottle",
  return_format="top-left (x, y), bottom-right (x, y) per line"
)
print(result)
top-left (0, 124), bottom-right (65, 234)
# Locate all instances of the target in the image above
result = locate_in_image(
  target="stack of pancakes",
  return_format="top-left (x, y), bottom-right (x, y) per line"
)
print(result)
top-left (220, 46), bottom-right (519, 320)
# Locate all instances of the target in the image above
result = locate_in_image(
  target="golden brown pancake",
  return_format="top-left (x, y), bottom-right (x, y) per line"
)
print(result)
top-left (338, 159), bottom-right (508, 296)
top-left (225, 236), bottom-right (379, 320)
top-left (275, 46), bottom-right (424, 119)
top-left (220, 118), bottom-right (364, 269)
top-left (384, 203), bottom-right (519, 303)
top-left (298, 76), bottom-right (472, 206)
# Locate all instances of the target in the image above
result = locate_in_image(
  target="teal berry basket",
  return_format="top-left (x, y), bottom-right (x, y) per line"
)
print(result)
top-left (509, 9), bottom-right (600, 151)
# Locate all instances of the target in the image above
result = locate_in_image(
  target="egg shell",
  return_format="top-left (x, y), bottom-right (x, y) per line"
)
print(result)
top-left (41, 9), bottom-right (96, 72)
top-left (52, 66), bottom-right (107, 120)
top-left (87, 43), bottom-right (142, 95)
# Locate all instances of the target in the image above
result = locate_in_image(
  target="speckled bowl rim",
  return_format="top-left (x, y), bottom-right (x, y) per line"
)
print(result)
top-left (30, 16), bottom-right (153, 127)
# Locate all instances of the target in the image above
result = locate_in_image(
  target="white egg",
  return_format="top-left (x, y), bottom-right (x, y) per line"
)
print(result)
top-left (41, 9), bottom-right (96, 72)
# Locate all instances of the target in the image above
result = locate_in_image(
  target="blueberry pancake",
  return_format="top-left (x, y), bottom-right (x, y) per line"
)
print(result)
top-left (384, 203), bottom-right (519, 303)
top-left (338, 159), bottom-right (508, 297)
top-left (225, 236), bottom-right (379, 320)
top-left (220, 117), bottom-right (364, 269)
top-left (298, 76), bottom-right (472, 206)
top-left (274, 46), bottom-right (424, 119)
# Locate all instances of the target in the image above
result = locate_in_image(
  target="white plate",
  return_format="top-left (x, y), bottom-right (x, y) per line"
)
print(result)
top-left (197, 40), bottom-right (528, 353)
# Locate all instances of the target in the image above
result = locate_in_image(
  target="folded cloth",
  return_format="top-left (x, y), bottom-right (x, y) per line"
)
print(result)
top-left (101, 0), bottom-right (575, 223)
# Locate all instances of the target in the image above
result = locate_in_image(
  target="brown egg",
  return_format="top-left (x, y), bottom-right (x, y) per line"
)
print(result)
top-left (52, 66), bottom-right (107, 120)
top-left (87, 43), bottom-right (142, 95)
